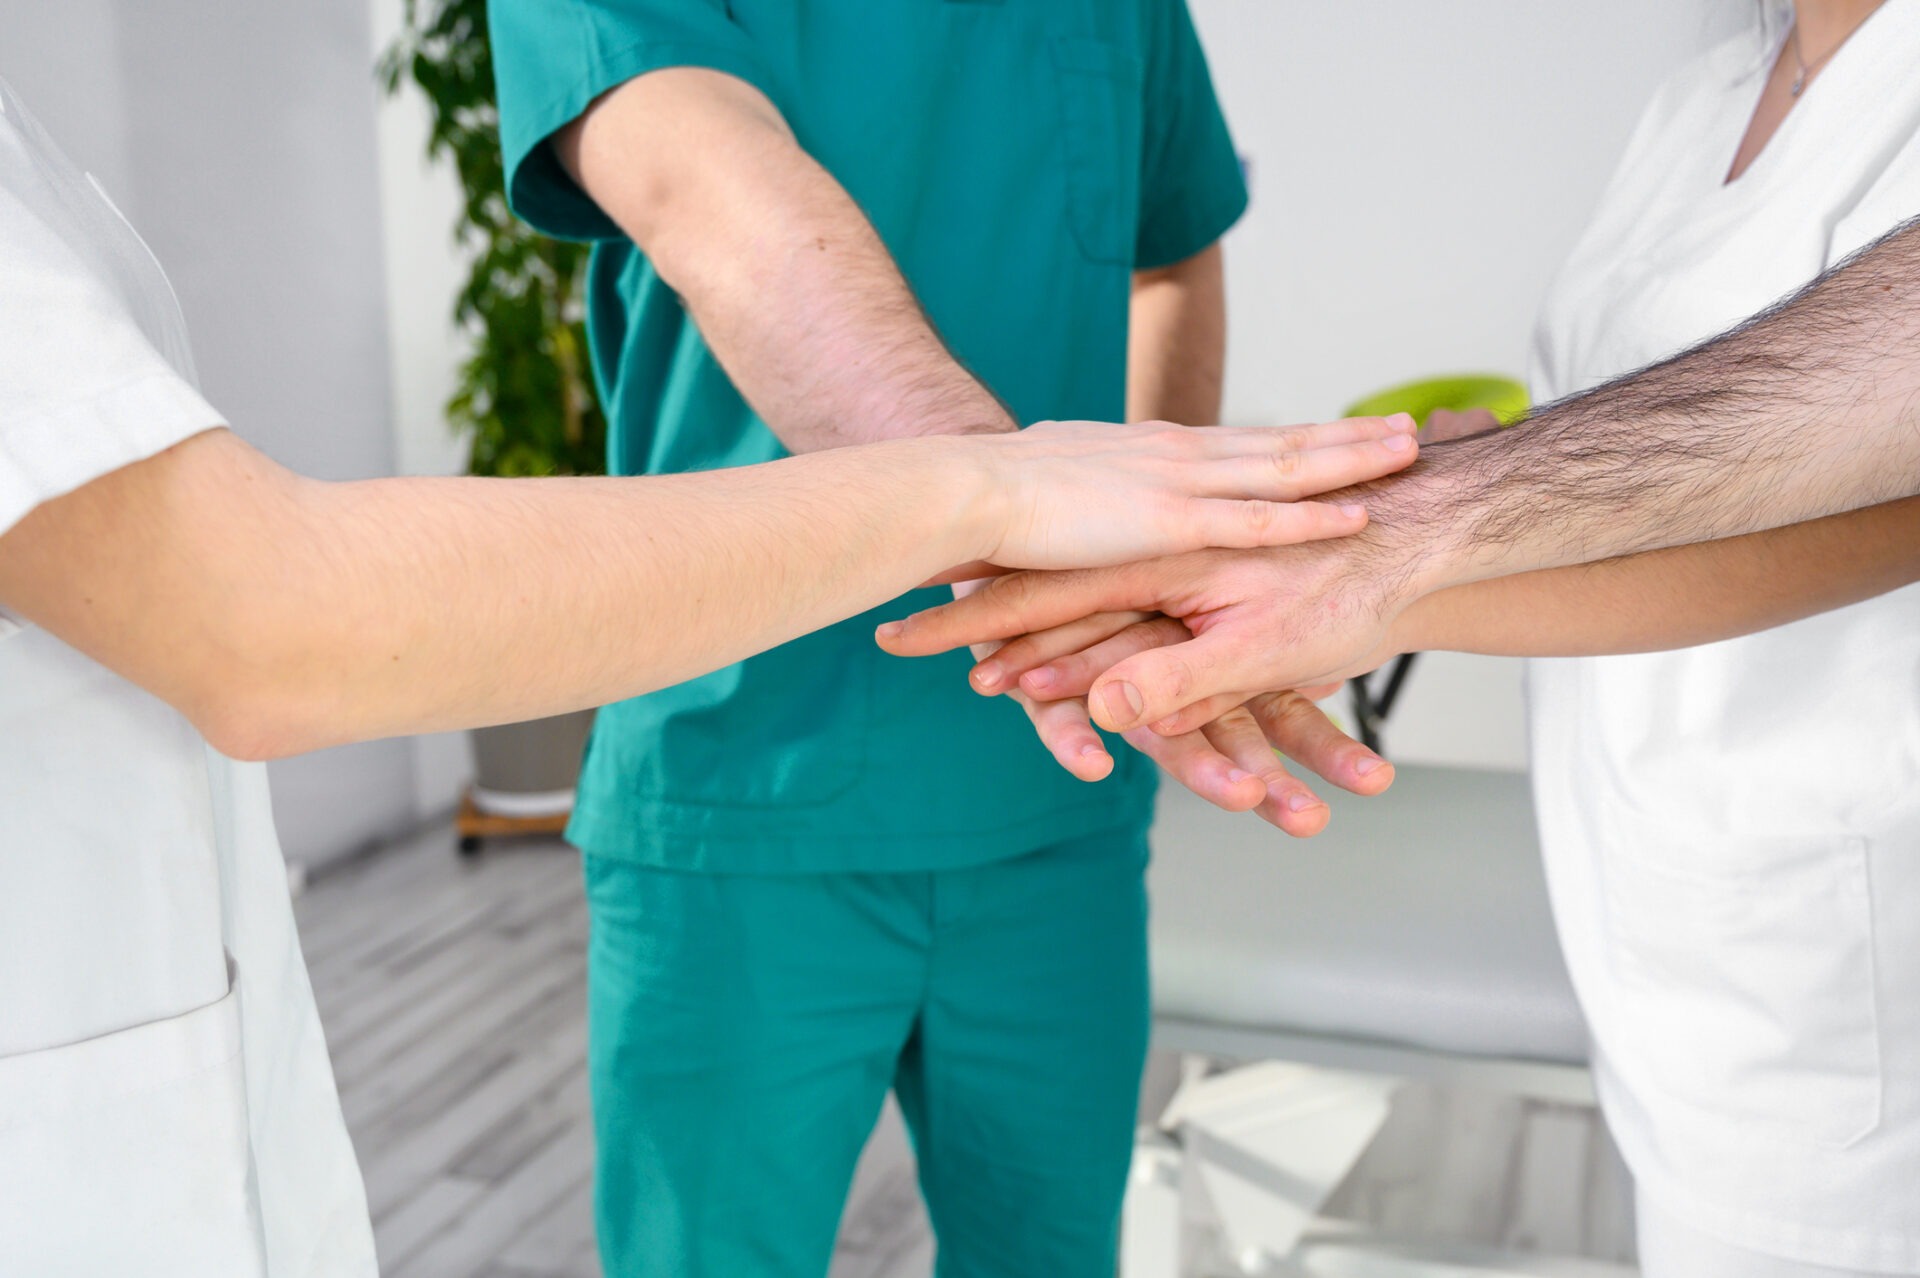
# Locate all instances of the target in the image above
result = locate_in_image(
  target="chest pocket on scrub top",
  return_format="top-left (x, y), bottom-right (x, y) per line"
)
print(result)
top-left (1051, 37), bottom-right (1144, 266)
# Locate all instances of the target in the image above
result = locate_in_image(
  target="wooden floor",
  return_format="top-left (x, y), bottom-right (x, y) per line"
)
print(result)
top-left (294, 826), bottom-right (1636, 1278)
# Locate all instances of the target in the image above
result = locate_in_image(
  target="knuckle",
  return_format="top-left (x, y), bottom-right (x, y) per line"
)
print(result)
top-left (995, 635), bottom-right (1039, 666)
top-left (1155, 658), bottom-right (1194, 700)
top-left (1241, 500), bottom-right (1280, 538)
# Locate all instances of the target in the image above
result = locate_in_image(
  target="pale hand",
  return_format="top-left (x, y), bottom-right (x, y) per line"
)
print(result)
top-left (958, 416), bottom-right (1417, 572)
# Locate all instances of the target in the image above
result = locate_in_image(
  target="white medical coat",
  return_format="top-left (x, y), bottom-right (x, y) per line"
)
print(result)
top-left (1526, 2), bottom-right (1920, 1267)
top-left (0, 77), bottom-right (376, 1275)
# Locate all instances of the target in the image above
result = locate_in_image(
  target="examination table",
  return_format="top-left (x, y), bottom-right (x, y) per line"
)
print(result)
top-left (1129, 765), bottom-right (1632, 1277)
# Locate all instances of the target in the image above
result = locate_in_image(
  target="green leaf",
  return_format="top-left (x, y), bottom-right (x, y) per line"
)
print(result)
top-left (378, 0), bottom-right (607, 478)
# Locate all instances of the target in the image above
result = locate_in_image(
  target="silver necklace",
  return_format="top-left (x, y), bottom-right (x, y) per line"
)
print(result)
top-left (1789, 21), bottom-right (1845, 97)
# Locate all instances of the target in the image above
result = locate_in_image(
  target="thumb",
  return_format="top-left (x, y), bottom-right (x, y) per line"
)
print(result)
top-left (1089, 628), bottom-right (1243, 732)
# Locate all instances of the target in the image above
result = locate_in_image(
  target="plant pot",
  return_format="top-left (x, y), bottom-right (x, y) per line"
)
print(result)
top-left (468, 708), bottom-right (595, 819)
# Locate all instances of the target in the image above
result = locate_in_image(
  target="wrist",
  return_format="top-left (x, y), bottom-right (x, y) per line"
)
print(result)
top-left (1342, 465), bottom-right (1463, 618)
top-left (1382, 589), bottom-right (1445, 659)
top-left (923, 434), bottom-right (1011, 567)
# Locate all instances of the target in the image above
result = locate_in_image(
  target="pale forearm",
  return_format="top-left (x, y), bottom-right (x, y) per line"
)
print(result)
top-left (561, 69), bottom-right (1012, 452)
top-left (1373, 216), bottom-right (1920, 601)
top-left (6, 418), bottom-right (1401, 759)
top-left (1127, 243), bottom-right (1225, 425)
top-left (1397, 495), bottom-right (1920, 658)
top-left (10, 430), bottom-right (988, 759)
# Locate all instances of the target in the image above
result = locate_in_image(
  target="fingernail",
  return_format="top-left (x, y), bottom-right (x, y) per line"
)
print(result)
top-left (1227, 769), bottom-right (1254, 785)
top-left (1025, 667), bottom-right (1058, 692)
top-left (1383, 433), bottom-right (1415, 452)
top-left (1102, 681), bottom-right (1145, 726)
top-left (1152, 716), bottom-right (1182, 734)
top-left (1354, 755), bottom-right (1383, 776)
top-left (1339, 502), bottom-right (1365, 519)
top-left (1391, 412), bottom-right (1418, 432)
top-left (877, 621), bottom-right (904, 640)
top-left (973, 661), bottom-right (1004, 691)
top-left (1079, 743), bottom-right (1107, 758)
top-left (1287, 792), bottom-right (1323, 813)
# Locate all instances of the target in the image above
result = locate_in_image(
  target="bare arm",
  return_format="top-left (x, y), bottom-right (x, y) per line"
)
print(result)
top-left (0, 420), bottom-right (1410, 762)
top-left (1397, 496), bottom-right (1920, 657)
top-left (1127, 243), bottom-right (1226, 425)
top-left (881, 216), bottom-right (1920, 732)
top-left (556, 68), bottom-right (1013, 452)
top-left (1378, 214), bottom-right (1920, 596)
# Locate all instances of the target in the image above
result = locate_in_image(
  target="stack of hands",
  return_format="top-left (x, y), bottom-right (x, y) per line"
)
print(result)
top-left (876, 411), bottom-right (1433, 837)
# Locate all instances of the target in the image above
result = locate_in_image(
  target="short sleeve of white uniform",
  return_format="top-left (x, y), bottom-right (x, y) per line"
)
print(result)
top-left (0, 81), bottom-right (222, 633)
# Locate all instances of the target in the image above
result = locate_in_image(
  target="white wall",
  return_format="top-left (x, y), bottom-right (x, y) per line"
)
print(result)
top-left (2, 0), bottom-right (422, 866)
top-left (1191, 0), bottom-right (1749, 768)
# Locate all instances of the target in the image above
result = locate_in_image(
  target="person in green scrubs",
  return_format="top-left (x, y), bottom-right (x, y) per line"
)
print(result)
top-left (490, 2), bottom-right (1248, 1273)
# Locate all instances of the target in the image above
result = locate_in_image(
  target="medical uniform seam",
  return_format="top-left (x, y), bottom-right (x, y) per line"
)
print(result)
top-left (504, 38), bottom-right (779, 243)
top-left (581, 777), bottom-right (1140, 829)
top-left (287, 1194), bottom-right (379, 1278)
top-left (1134, 180), bottom-right (1247, 275)
top-left (566, 797), bottom-right (1153, 872)
top-left (0, 372), bottom-right (222, 538)
top-left (0, 1045), bottom-right (244, 1135)
top-left (1626, 1157), bottom-right (1920, 1271)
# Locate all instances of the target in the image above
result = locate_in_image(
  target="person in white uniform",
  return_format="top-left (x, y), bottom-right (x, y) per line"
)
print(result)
top-left (0, 74), bottom-right (1418, 1274)
top-left (1523, 2), bottom-right (1920, 1272)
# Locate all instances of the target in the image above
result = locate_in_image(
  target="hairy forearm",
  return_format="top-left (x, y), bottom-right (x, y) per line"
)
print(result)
top-left (1396, 495), bottom-right (1920, 658)
top-left (1128, 244), bottom-right (1225, 425)
top-left (561, 69), bottom-right (1012, 452)
top-left (1, 430), bottom-right (989, 760)
top-left (1369, 215), bottom-right (1920, 601)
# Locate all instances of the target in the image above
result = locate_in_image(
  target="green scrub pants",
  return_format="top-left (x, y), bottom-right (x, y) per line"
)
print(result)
top-left (582, 829), bottom-right (1152, 1278)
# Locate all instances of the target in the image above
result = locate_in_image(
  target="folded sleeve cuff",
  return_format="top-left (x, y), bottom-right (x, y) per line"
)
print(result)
top-left (0, 369), bottom-right (223, 542)
top-left (1135, 174), bottom-right (1247, 273)
top-left (503, 39), bottom-right (779, 244)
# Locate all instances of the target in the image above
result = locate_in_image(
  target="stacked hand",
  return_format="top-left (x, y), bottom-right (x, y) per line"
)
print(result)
top-left (886, 415), bottom-right (1429, 834)
top-left (950, 414), bottom-right (1419, 571)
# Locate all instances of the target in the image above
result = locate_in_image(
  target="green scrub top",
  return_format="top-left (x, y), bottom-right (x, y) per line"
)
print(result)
top-left (492, 0), bottom-right (1248, 873)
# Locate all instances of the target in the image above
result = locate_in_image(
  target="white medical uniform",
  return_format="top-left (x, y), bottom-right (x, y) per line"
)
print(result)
top-left (1526, 2), bottom-right (1920, 1272)
top-left (0, 78), bottom-right (376, 1275)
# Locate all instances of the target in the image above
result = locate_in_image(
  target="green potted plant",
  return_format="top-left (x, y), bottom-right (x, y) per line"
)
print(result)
top-left (382, 0), bottom-right (605, 845)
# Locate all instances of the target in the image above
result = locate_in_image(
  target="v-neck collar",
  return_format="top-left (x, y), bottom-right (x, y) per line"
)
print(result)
top-left (1721, 0), bottom-right (1913, 193)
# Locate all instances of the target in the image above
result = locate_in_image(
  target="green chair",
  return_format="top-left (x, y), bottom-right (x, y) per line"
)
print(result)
top-left (1344, 373), bottom-right (1529, 430)
top-left (1339, 374), bottom-right (1529, 754)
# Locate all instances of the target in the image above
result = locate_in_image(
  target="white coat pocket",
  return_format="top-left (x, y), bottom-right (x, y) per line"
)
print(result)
top-left (0, 965), bottom-right (268, 1276)
top-left (1596, 814), bottom-right (1882, 1149)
